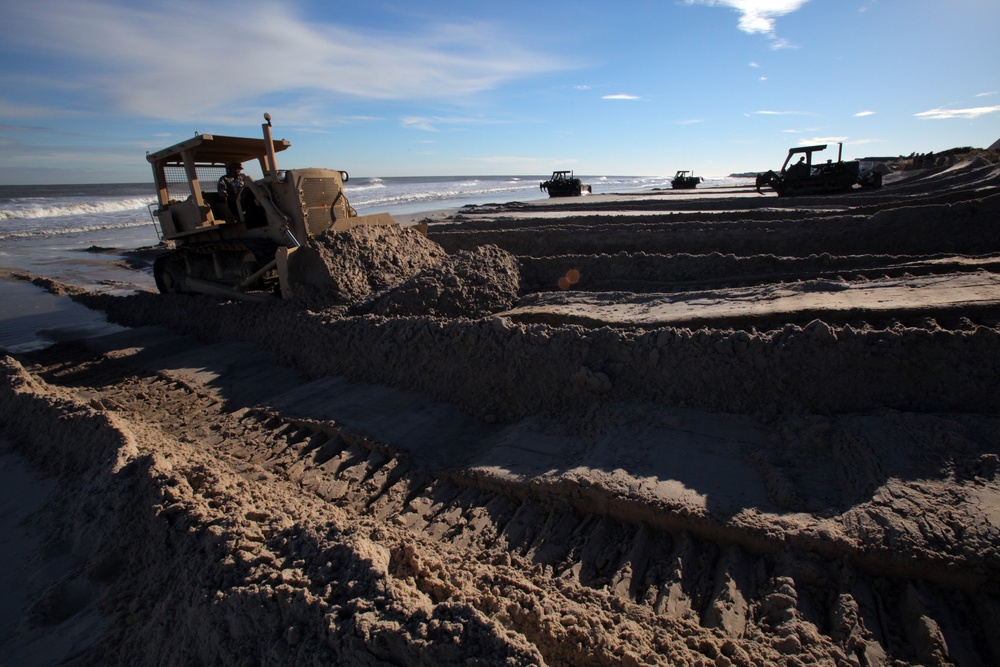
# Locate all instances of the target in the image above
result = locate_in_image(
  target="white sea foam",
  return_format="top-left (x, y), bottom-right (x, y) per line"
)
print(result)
top-left (0, 197), bottom-right (153, 221)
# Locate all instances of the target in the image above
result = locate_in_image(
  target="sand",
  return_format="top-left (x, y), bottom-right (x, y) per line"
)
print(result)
top-left (2, 157), bottom-right (1000, 666)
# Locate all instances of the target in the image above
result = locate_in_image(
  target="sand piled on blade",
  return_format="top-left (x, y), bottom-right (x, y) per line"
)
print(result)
top-left (291, 224), bottom-right (447, 310)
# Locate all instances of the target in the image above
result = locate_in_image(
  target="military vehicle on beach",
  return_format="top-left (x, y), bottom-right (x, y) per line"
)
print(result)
top-left (540, 171), bottom-right (591, 197)
top-left (671, 170), bottom-right (703, 189)
top-left (146, 114), bottom-right (396, 300)
top-left (756, 143), bottom-right (885, 197)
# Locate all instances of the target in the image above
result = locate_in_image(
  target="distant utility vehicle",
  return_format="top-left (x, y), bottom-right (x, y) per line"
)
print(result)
top-left (756, 143), bottom-right (884, 197)
top-left (540, 170), bottom-right (591, 197)
top-left (671, 170), bottom-right (703, 189)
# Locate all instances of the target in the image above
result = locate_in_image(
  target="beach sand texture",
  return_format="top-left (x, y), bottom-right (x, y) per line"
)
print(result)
top-left (2, 158), bottom-right (1000, 665)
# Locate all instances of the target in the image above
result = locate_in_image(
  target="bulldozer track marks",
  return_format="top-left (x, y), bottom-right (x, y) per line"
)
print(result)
top-left (21, 344), bottom-right (1000, 664)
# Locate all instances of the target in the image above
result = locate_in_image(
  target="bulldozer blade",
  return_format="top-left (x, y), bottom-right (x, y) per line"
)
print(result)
top-left (276, 245), bottom-right (338, 300)
top-left (330, 212), bottom-right (396, 232)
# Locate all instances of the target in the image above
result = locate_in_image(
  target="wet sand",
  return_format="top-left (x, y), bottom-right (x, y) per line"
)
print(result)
top-left (2, 158), bottom-right (1000, 666)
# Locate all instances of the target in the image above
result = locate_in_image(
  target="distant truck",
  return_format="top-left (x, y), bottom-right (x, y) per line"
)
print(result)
top-left (540, 171), bottom-right (591, 197)
top-left (756, 143), bottom-right (885, 197)
top-left (671, 170), bottom-right (703, 189)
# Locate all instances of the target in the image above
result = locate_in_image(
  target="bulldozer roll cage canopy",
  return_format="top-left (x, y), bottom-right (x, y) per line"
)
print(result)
top-left (147, 133), bottom-right (292, 208)
top-left (146, 133), bottom-right (291, 166)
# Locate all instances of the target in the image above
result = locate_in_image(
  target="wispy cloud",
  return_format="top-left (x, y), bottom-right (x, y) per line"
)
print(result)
top-left (0, 98), bottom-right (66, 119)
top-left (673, 119), bottom-right (705, 125)
top-left (755, 110), bottom-right (810, 116)
top-left (975, 91), bottom-right (998, 98)
top-left (685, 0), bottom-right (810, 47)
top-left (854, 110), bottom-right (876, 117)
top-left (602, 94), bottom-right (642, 100)
top-left (799, 136), bottom-right (847, 145)
top-left (295, 116), bottom-right (383, 134)
top-left (0, 123), bottom-right (57, 133)
top-left (915, 106), bottom-right (1000, 120)
top-left (2, 1), bottom-right (566, 121)
top-left (401, 116), bottom-right (503, 132)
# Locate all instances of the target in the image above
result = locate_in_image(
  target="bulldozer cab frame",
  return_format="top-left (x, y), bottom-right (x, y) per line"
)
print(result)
top-left (779, 143), bottom-right (842, 175)
top-left (146, 133), bottom-right (292, 240)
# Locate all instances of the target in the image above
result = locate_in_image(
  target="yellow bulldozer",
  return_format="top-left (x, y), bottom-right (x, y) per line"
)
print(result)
top-left (146, 113), bottom-right (397, 300)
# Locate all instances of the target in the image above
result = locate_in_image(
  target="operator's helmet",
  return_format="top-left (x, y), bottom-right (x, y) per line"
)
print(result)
top-left (227, 162), bottom-right (242, 172)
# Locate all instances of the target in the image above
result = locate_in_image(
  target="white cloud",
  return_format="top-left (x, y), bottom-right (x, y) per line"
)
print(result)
top-left (673, 119), bottom-right (705, 125)
top-left (755, 110), bottom-right (808, 115)
top-left (401, 116), bottom-right (502, 132)
top-left (915, 106), bottom-right (1000, 120)
top-left (799, 136), bottom-right (847, 145)
top-left (975, 91), bottom-right (998, 98)
top-left (401, 117), bottom-right (439, 132)
top-left (2, 1), bottom-right (566, 121)
top-left (685, 0), bottom-right (810, 43)
top-left (602, 94), bottom-right (642, 100)
top-left (854, 110), bottom-right (876, 117)
top-left (295, 116), bottom-right (383, 134)
top-left (749, 62), bottom-right (760, 68)
top-left (0, 98), bottom-right (65, 119)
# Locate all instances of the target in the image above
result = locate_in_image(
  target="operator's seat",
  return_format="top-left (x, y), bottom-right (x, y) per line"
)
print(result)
top-left (239, 188), bottom-right (268, 228)
top-left (204, 192), bottom-right (227, 221)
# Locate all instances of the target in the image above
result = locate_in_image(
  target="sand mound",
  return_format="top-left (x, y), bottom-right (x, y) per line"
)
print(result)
top-left (291, 225), bottom-right (447, 310)
top-left (368, 244), bottom-right (520, 318)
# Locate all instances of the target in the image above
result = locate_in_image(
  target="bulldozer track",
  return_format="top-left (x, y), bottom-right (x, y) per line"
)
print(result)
top-left (19, 341), bottom-right (1000, 666)
top-left (153, 238), bottom-right (280, 294)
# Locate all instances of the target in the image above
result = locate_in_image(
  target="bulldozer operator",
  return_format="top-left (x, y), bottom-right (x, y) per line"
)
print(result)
top-left (788, 156), bottom-right (808, 178)
top-left (217, 162), bottom-right (253, 221)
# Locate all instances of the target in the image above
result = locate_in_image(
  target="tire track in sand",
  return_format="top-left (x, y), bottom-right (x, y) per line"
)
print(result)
top-left (19, 343), bottom-right (1000, 666)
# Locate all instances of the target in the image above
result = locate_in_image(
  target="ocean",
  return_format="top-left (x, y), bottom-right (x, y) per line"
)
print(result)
top-left (0, 174), bottom-right (751, 352)
top-left (0, 173), bottom-right (754, 242)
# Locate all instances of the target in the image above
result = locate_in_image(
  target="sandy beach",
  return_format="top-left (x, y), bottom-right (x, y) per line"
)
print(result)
top-left (2, 155), bottom-right (1000, 666)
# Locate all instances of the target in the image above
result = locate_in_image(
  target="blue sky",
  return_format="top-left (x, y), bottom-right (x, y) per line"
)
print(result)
top-left (1, 0), bottom-right (998, 184)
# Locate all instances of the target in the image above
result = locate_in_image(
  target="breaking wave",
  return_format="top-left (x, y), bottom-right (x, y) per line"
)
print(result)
top-left (0, 197), bottom-right (153, 221)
